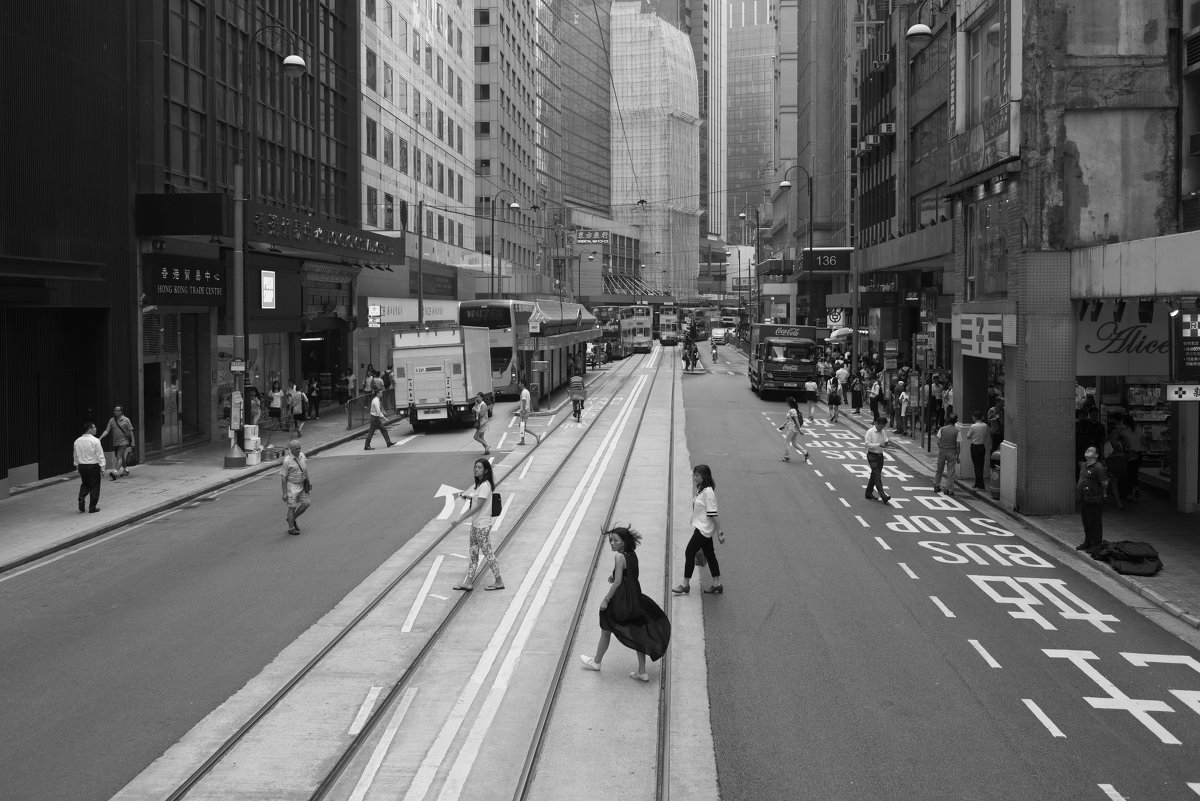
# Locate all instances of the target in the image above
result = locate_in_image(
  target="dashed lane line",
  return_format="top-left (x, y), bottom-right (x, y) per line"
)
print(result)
top-left (348, 687), bottom-right (383, 736)
top-left (1023, 699), bottom-right (1066, 738)
top-left (930, 596), bottom-right (956, 618)
top-left (874, 537), bottom-right (891, 551)
top-left (968, 639), bottom-right (1002, 668)
top-left (898, 562), bottom-right (918, 580)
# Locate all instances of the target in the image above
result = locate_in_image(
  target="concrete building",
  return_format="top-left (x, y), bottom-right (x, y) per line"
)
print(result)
top-left (610, 3), bottom-right (702, 298)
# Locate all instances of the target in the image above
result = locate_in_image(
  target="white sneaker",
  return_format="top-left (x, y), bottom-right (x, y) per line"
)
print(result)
top-left (579, 655), bottom-right (601, 671)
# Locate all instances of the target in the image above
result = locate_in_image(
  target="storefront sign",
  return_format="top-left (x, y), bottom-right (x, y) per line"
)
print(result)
top-left (248, 202), bottom-right (400, 259)
top-left (573, 230), bottom-right (610, 246)
top-left (957, 313), bottom-right (1003, 359)
top-left (261, 270), bottom-right (276, 310)
top-left (803, 248), bottom-right (852, 272)
top-left (826, 308), bottom-right (845, 326)
top-left (142, 254), bottom-right (225, 306)
top-left (1167, 384), bottom-right (1200, 401)
top-left (408, 266), bottom-right (457, 298)
top-left (1077, 316), bottom-right (1170, 376)
top-left (1174, 312), bottom-right (1200, 381)
top-left (365, 297), bottom-right (458, 326)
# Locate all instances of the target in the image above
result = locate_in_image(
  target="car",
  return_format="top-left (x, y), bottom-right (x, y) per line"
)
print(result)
top-left (710, 327), bottom-right (727, 345)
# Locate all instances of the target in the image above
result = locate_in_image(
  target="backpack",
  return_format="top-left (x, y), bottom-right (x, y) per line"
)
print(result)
top-left (1092, 540), bottom-right (1162, 576)
top-left (491, 491), bottom-right (502, 516)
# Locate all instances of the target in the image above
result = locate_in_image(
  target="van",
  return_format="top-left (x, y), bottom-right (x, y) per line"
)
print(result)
top-left (710, 327), bottom-right (727, 345)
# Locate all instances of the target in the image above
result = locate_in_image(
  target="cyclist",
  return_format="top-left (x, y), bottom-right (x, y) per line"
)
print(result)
top-left (710, 339), bottom-right (718, 362)
top-left (568, 369), bottom-right (587, 422)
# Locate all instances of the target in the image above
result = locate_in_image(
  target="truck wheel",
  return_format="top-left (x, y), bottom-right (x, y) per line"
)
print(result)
top-left (411, 418), bottom-right (429, 432)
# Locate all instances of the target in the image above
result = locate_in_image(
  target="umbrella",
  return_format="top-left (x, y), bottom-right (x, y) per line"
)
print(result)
top-left (826, 327), bottom-right (853, 341)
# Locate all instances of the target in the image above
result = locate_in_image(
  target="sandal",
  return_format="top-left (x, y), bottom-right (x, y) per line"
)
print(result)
top-left (452, 583), bottom-right (473, 591)
top-left (484, 582), bottom-right (505, 591)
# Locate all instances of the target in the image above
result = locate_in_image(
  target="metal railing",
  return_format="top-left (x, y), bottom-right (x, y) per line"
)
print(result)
top-left (343, 390), bottom-right (399, 429)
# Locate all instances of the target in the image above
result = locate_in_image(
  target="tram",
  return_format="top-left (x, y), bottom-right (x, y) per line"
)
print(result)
top-left (659, 306), bottom-right (680, 347)
top-left (458, 298), bottom-right (600, 396)
top-left (618, 305), bottom-right (653, 353)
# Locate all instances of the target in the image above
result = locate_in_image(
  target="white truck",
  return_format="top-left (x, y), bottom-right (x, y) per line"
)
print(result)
top-left (392, 326), bottom-right (494, 431)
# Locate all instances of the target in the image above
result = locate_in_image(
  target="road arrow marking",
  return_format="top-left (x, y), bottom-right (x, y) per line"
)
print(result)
top-left (436, 485), bottom-right (462, 519)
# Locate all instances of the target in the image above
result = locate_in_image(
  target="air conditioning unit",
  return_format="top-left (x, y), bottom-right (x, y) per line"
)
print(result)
top-left (879, 123), bottom-right (897, 135)
top-left (864, 134), bottom-right (881, 146)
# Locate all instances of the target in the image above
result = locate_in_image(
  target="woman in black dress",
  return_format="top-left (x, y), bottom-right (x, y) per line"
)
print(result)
top-left (579, 525), bottom-right (671, 682)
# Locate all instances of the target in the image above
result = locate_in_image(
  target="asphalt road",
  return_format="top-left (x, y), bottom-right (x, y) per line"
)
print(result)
top-left (686, 351), bottom-right (1200, 801)
top-left (0, 437), bottom-right (477, 801)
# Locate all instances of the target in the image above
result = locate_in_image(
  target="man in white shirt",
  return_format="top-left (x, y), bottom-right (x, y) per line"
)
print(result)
top-left (73, 422), bottom-right (106, 513)
top-left (967, 410), bottom-right (989, 488)
top-left (863, 417), bottom-right (892, 503)
top-left (517, 381), bottom-right (540, 445)
top-left (835, 364), bottom-right (850, 398)
top-left (363, 389), bottom-right (395, 450)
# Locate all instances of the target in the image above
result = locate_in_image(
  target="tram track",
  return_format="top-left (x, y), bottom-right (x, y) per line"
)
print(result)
top-left (151, 349), bottom-right (660, 801)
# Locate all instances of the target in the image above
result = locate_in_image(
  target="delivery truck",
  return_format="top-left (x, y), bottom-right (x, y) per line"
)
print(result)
top-left (392, 326), bottom-right (494, 431)
top-left (747, 323), bottom-right (819, 397)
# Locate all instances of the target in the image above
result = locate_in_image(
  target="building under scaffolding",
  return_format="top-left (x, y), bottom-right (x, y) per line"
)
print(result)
top-left (610, 2), bottom-right (702, 300)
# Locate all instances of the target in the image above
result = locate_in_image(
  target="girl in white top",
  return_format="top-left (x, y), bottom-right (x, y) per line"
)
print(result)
top-left (779, 395), bottom-right (810, 463)
top-left (451, 458), bottom-right (503, 591)
top-left (672, 464), bottom-right (725, 595)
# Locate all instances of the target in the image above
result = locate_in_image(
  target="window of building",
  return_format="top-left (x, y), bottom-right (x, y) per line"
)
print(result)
top-left (457, 221), bottom-right (464, 247)
top-left (383, 63), bottom-right (393, 100)
top-left (426, 154), bottom-right (434, 186)
top-left (457, 78), bottom-right (464, 104)
top-left (383, 129), bottom-right (394, 166)
top-left (476, 120), bottom-right (491, 135)
top-left (425, 99), bottom-right (433, 130)
top-left (456, 124), bottom-right (464, 153)
top-left (967, 10), bottom-right (1003, 128)
top-left (436, 2), bottom-right (444, 32)
top-left (427, 209), bottom-right (435, 236)
top-left (365, 116), bottom-right (378, 158)
top-left (398, 16), bottom-right (408, 50)
top-left (398, 136), bottom-right (409, 173)
top-left (413, 88), bottom-right (421, 119)
top-left (475, 46), bottom-right (491, 62)
top-left (447, 167), bottom-right (454, 195)
top-left (385, 2), bottom-right (393, 35)
top-left (437, 55), bottom-right (443, 86)
top-left (438, 163), bottom-right (445, 193)
top-left (384, 193), bottom-right (395, 229)
top-left (413, 145), bottom-right (422, 181)
top-left (478, 158), bottom-right (490, 175)
top-left (457, 174), bottom-right (463, 202)
top-left (476, 83), bottom-right (490, 101)
top-left (438, 214), bottom-right (445, 241)
top-left (965, 194), bottom-right (1008, 301)
top-left (365, 47), bottom-right (377, 91)
top-left (397, 76), bottom-right (408, 112)
top-left (366, 185), bottom-right (379, 226)
top-left (413, 31), bottom-right (422, 62)
top-left (475, 8), bottom-right (490, 24)
top-left (366, 0), bottom-right (376, 20)
top-left (425, 44), bottom-right (433, 74)
top-left (447, 66), bottom-right (455, 97)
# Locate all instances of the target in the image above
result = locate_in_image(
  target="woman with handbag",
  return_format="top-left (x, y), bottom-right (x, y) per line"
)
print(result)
top-left (580, 525), bottom-right (671, 682)
top-left (672, 464), bottom-right (725, 595)
top-left (450, 457), bottom-right (504, 591)
top-left (280, 439), bottom-right (311, 535)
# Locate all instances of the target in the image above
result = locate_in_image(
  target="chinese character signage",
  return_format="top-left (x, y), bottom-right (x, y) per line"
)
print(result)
top-left (573, 230), bottom-right (610, 246)
top-left (957, 313), bottom-right (1004, 360)
top-left (1174, 312), bottom-right (1200, 381)
top-left (1166, 384), bottom-right (1200, 401)
top-left (142, 254), bottom-right (225, 306)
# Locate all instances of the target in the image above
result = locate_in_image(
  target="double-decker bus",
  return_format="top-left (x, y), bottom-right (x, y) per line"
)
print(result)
top-left (659, 303), bottom-right (679, 346)
top-left (459, 299), bottom-right (600, 396)
top-left (619, 305), bottom-right (653, 353)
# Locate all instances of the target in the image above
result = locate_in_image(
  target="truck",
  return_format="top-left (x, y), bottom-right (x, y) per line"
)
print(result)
top-left (392, 325), bottom-right (494, 431)
top-left (747, 323), bottom-right (820, 398)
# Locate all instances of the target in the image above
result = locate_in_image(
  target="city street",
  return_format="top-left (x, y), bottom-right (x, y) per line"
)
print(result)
top-left (686, 349), bottom-right (1200, 800)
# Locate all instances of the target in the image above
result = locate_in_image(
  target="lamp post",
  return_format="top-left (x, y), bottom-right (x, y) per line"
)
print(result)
top-left (780, 163), bottom-right (815, 326)
top-left (738, 205), bottom-right (761, 325)
top-left (229, 27), bottom-right (306, 469)
top-left (490, 190), bottom-right (520, 297)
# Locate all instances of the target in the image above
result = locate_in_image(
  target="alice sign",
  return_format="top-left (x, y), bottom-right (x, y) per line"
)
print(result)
top-left (1076, 316), bottom-right (1170, 376)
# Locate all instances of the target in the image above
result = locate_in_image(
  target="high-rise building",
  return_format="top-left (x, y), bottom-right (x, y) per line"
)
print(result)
top-left (688, 0), bottom-right (729, 262)
top-left (474, 0), bottom-right (540, 288)
top-left (726, 0), bottom-right (776, 241)
top-left (610, 2), bottom-right (702, 297)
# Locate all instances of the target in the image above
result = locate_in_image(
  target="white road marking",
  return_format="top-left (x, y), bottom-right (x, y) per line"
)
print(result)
top-left (1023, 699), bottom-right (1065, 737)
top-left (855, 515), bottom-right (870, 527)
top-left (1098, 786), bottom-right (1127, 801)
top-left (1187, 783), bottom-right (1200, 796)
top-left (898, 562), bottom-right (918, 580)
top-left (395, 435), bottom-right (419, 447)
top-left (518, 457), bottom-right (534, 480)
top-left (969, 639), bottom-right (1002, 668)
top-left (347, 687), bottom-right (419, 801)
top-left (348, 687), bottom-right (383, 736)
top-left (449, 553), bottom-right (467, 559)
top-left (507, 416), bottom-right (516, 428)
top-left (838, 497), bottom-right (850, 508)
top-left (825, 481), bottom-right (836, 491)
top-left (435, 485), bottom-right (461, 519)
top-left (930, 596), bottom-right (956, 618)
top-left (813, 469), bottom-right (822, 477)
top-left (404, 375), bottom-right (650, 801)
top-left (428, 593), bottom-right (449, 601)
top-left (402, 555), bottom-right (444, 633)
top-left (492, 493), bottom-right (513, 531)
top-left (875, 537), bottom-right (891, 551)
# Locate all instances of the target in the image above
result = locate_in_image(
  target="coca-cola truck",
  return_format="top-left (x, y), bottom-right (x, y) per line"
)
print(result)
top-left (747, 323), bottom-right (820, 397)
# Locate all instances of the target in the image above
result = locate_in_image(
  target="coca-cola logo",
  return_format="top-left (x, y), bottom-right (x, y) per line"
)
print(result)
top-left (772, 327), bottom-right (803, 337)
top-left (1083, 322), bottom-right (1169, 355)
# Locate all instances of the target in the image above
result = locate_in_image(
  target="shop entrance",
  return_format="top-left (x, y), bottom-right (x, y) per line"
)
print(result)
top-left (300, 331), bottom-right (347, 409)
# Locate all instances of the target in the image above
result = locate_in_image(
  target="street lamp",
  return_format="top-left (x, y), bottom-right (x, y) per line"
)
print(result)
top-left (780, 163), bottom-right (815, 326)
top-left (738, 205), bottom-right (761, 325)
top-left (229, 26), bottom-right (306, 469)
top-left (490, 190), bottom-right (520, 297)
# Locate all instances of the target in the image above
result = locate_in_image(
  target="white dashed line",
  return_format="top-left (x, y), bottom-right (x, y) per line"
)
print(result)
top-left (518, 457), bottom-right (534, 480)
top-left (1186, 783), bottom-right (1200, 796)
top-left (930, 596), bottom-right (956, 618)
top-left (838, 497), bottom-right (851, 508)
top-left (813, 469), bottom-right (822, 477)
top-left (402, 555), bottom-right (444, 633)
top-left (1097, 786), bottom-right (1127, 801)
top-left (347, 688), bottom-right (420, 801)
top-left (898, 562), bottom-right (918, 579)
top-left (874, 537), bottom-right (891, 551)
top-left (969, 639), bottom-right (1002, 668)
top-left (855, 515), bottom-right (870, 528)
top-left (348, 687), bottom-right (383, 736)
top-left (1023, 699), bottom-right (1066, 738)
top-left (825, 481), bottom-right (836, 491)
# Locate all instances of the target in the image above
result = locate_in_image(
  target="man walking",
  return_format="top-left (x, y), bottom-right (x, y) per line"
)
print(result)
top-left (280, 439), bottom-right (311, 535)
top-left (517, 381), bottom-right (540, 445)
top-left (99, 405), bottom-right (135, 480)
top-left (967, 410), bottom-right (989, 489)
top-left (1076, 446), bottom-right (1108, 550)
top-left (363, 388), bottom-right (394, 450)
top-left (863, 417), bottom-right (892, 504)
top-left (73, 422), bottom-right (105, 513)
top-left (933, 414), bottom-right (960, 496)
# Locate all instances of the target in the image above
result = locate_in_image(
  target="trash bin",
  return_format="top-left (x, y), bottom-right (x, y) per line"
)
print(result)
top-left (529, 382), bottom-right (542, 411)
top-left (989, 450), bottom-right (1001, 499)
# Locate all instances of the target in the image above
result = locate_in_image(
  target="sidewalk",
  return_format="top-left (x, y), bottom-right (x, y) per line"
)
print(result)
top-left (829, 399), bottom-right (1200, 630)
top-left (0, 377), bottom-right (595, 575)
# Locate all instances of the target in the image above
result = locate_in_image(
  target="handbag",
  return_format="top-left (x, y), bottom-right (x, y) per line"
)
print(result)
top-left (491, 491), bottom-right (502, 516)
top-left (125, 449), bottom-right (139, 467)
